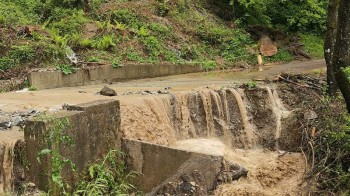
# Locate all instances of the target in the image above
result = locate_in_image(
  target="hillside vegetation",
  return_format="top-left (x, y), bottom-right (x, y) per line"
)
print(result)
top-left (0, 0), bottom-right (326, 91)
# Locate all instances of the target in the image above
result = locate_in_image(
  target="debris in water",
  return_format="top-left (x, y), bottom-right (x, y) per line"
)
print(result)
top-left (121, 89), bottom-right (169, 96)
top-left (216, 161), bottom-right (248, 185)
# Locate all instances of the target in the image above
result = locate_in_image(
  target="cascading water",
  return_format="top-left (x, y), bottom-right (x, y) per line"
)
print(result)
top-left (0, 128), bottom-right (24, 194)
top-left (120, 86), bottom-right (292, 150)
top-left (120, 86), bottom-right (303, 196)
top-left (0, 86), bottom-right (300, 195)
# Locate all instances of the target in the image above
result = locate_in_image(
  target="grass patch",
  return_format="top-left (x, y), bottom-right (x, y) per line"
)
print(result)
top-left (300, 34), bottom-right (324, 59)
top-left (264, 49), bottom-right (294, 63)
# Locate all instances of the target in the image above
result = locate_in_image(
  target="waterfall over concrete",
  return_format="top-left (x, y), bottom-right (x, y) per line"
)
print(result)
top-left (120, 87), bottom-right (292, 150)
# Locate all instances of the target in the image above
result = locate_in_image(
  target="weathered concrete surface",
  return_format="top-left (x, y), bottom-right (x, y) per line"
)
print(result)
top-left (24, 99), bottom-right (120, 191)
top-left (28, 63), bottom-right (203, 90)
top-left (122, 138), bottom-right (223, 195)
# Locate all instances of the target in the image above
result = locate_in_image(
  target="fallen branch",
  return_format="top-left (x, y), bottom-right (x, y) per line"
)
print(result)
top-left (275, 75), bottom-right (321, 90)
top-left (300, 147), bottom-right (309, 175)
top-left (308, 141), bottom-right (315, 170)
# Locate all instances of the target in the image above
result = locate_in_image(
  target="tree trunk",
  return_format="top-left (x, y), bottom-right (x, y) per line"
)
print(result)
top-left (334, 0), bottom-right (350, 111)
top-left (325, 0), bottom-right (339, 96)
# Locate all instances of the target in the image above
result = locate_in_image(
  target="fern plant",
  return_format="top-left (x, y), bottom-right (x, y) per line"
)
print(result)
top-left (73, 150), bottom-right (140, 195)
top-left (57, 64), bottom-right (75, 75)
top-left (93, 35), bottom-right (116, 50)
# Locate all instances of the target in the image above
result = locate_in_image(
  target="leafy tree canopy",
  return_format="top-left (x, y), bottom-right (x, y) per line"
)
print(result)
top-left (213, 0), bottom-right (328, 33)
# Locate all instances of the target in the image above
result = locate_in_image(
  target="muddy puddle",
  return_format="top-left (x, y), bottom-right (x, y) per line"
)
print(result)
top-left (172, 138), bottom-right (304, 196)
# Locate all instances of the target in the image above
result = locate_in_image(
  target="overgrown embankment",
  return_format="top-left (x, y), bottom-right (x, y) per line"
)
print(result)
top-left (0, 0), bottom-right (325, 92)
top-left (274, 71), bottom-right (350, 195)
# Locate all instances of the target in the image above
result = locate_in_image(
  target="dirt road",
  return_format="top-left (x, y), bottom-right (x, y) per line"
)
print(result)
top-left (0, 59), bottom-right (325, 112)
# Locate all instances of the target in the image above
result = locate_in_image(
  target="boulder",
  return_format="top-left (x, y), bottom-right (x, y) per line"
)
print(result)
top-left (100, 86), bottom-right (117, 96)
top-left (259, 35), bottom-right (278, 56)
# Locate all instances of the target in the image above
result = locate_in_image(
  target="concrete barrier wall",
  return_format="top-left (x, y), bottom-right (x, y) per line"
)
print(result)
top-left (28, 63), bottom-right (203, 90)
top-left (24, 100), bottom-right (120, 191)
top-left (122, 138), bottom-right (223, 195)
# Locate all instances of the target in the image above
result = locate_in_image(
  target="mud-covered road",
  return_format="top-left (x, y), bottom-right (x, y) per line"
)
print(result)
top-left (0, 59), bottom-right (325, 112)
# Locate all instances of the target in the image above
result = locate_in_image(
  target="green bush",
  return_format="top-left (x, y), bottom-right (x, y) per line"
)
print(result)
top-left (197, 27), bottom-right (231, 44)
top-left (148, 23), bottom-right (172, 38)
top-left (300, 34), bottom-right (324, 59)
top-left (264, 49), bottom-right (293, 63)
top-left (42, 0), bottom-right (89, 9)
top-left (156, 1), bottom-right (170, 17)
top-left (180, 45), bottom-right (200, 61)
top-left (220, 29), bottom-right (254, 62)
top-left (0, 57), bottom-right (15, 71)
top-left (142, 36), bottom-right (162, 57)
top-left (87, 56), bottom-right (100, 62)
top-left (57, 64), bottom-right (75, 75)
top-left (163, 50), bottom-right (180, 63)
top-left (202, 60), bottom-right (217, 71)
top-left (112, 9), bottom-right (142, 29)
top-left (215, 0), bottom-right (327, 33)
top-left (0, 1), bottom-right (39, 25)
top-left (74, 150), bottom-right (140, 195)
top-left (125, 50), bottom-right (145, 62)
top-left (9, 45), bottom-right (35, 64)
top-left (47, 9), bottom-right (88, 35)
top-left (112, 57), bottom-right (123, 68)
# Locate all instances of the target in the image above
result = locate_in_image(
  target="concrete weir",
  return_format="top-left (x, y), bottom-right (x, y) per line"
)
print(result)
top-left (24, 100), bottom-right (121, 191)
top-left (0, 86), bottom-right (304, 195)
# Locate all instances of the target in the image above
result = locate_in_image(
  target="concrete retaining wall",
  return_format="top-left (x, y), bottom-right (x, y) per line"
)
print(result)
top-left (28, 63), bottom-right (203, 90)
top-left (122, 138), bottom-right (223, 195)
top-left (24, 99), bottom-right (120, 191)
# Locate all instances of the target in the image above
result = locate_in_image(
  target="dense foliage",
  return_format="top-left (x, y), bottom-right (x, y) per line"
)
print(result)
top-left (212, 0), bottom-right (328, 33)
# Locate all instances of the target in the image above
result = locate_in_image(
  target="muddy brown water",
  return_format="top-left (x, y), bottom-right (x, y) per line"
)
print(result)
top-left (0, 60), bottom-right (324, 194)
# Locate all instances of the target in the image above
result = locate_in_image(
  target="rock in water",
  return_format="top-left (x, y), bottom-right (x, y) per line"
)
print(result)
top-left (259, 35), bottom-right (278, 56)
top-left (100, 86), bottom-right (117, 96)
